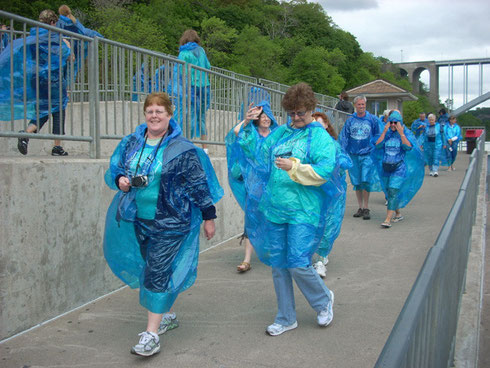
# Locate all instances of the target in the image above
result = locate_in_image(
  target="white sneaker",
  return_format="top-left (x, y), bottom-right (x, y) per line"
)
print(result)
top-left (203, 148), bottom-right (209, 154)
top-left (158, 312), bottom-right (179, 335)
top-left (317, 290), bottom-right (334, 327)
top-left (313, 261), bottom-right (327, 278)
top-left (131, 331), bottom-right (160, 356)
top-left (266, 321), bottom-right (298, 336)
top-left (433, 172), bottom-right (439, 177)
top-left (429, 172), bottom-right (434, 176)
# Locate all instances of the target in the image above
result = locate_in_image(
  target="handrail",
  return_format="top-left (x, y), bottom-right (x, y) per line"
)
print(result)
top-left (374, 130), bottom-right (486, 368)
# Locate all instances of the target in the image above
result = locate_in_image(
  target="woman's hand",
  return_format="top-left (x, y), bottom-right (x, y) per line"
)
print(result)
top-left (383, 121), bottom-right (390, 132)
top-left (395, 121), bottom-right (404, 134)
top-left (118, 176), bottom-right (131, 192)
top-left (275, 157), bottom-right (293, 171)
top-left (244, 104), bottom-right (262, 126)
top-left (203, 220), bottom-right (215, 240)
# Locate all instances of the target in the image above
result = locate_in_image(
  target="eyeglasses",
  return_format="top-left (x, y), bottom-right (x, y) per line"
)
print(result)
top-left (145, 110), bottom-right (166, 116)
top-left (287, 111), bottom-right (307, 117)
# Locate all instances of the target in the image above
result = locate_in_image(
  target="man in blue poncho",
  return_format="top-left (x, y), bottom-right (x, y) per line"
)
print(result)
top-left (374, 111), bottom-right (425, 228)
top-left (0, 10), bottom-right (71, 156)
top-left (104, 92), bottom-right (223, 356)
top-left (339, 95), bottom-right (381, 220)
top-left (236, 83), bottom-right (347, 336)
top-left (411, 112), bottom-right (428, 147)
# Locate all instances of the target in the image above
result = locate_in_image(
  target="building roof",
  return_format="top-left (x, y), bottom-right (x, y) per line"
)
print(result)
top-left (346, 79), bottom-right (417, 101)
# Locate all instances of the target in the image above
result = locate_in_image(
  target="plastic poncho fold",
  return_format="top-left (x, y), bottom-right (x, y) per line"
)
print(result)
top-left (373, 119), bottom-right (425, 209)
top-left (0, 27), bottom-right (70, 121)
top-left (103, 118), bottom-right (223, 313)
top-left (56, 15), bottom-right (103, 79)
top-left (234, 119), bottom-right (351, 267)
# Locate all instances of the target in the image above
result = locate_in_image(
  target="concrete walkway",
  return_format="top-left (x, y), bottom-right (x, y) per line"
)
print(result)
top-left (0, 156), bottom-right (481, 368)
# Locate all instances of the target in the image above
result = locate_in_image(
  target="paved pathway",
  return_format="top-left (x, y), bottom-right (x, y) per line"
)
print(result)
top-left (0, 156), bottom-right (476, 368)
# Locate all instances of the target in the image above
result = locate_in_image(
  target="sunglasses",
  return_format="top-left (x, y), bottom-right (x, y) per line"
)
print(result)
top-left (390, 121), bottom-right (398, 125)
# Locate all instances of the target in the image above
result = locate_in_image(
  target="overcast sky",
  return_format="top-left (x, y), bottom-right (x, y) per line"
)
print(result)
top-left (318, 0), bottom-right (490, 109)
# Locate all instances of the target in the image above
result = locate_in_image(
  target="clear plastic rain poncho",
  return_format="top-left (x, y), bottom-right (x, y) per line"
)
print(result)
top-left (104, 118), bottom-right (223, 313)
top-left (0, 27), bottom-right (70, 121)
top-left (373, 112), bottom-right (425, 209)
top-left (171, 42), bottom-right (211, 138)
top-left (233, 118), bottom-right (351, 267)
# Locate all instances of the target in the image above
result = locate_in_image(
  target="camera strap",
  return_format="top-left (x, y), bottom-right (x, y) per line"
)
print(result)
top-left (134, 134), bottom-right (164, 176)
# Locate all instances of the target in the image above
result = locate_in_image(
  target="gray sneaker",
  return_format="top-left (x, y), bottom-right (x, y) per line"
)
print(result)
top-left (131, 331), bottom-right (160, 357)
top-left (17, 130), bottom-right (29, 155)
top-left (158, 313), bottom-right (179, 335)
top-left (317, 290), bottom-right (334, 327)
top-left (266, 321), bottom-right (298, 336)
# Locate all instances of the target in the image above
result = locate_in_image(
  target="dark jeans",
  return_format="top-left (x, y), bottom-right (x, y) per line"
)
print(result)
top-left (29, 110), bottom-right (65, 135)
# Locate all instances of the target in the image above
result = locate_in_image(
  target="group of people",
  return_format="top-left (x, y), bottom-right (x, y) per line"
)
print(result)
top-left (0, 6), bottom-right (103, 156)
top-left (411, 109), bottom-right (463, 175)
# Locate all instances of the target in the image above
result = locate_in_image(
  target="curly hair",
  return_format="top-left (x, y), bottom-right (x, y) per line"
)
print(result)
top-left (39, 9), bottom-right (58, 25)
top-left (179, 29), bottom-right (201, 46)
top-left (144, 92), bottom-right (173, 116)
top-left (281, 82), bottom-right (317, 112)
top-left (312, 112), bottom-right (337, 139)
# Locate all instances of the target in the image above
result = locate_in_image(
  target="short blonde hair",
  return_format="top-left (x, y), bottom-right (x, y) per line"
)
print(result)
top-left (59, 5), bottom-right (77, 24)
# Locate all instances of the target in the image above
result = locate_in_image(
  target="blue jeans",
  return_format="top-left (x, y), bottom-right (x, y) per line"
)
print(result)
top-left (272, 266), bottom-right (332, 326)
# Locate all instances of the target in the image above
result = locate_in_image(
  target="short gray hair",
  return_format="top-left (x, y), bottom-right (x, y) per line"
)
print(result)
top-left (428, 113), bottom-right (436, 120)
top-left (353, 95), bottom-right (366, 104)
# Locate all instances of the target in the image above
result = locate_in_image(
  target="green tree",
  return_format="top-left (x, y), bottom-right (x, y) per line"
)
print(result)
top-left (201, 16), bottom-right (238, 68)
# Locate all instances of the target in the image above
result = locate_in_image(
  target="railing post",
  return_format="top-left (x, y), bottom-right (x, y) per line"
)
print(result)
top-left (88, 37), bottom-right (100, 158)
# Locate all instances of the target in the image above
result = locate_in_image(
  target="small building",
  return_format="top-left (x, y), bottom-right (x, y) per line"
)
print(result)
top-left (345, 79), bottom-right (417, 117)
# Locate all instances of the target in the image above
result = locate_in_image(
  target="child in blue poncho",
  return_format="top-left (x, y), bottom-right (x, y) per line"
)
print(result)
top-left (374, 111), bottom-right (425, 228)
top-left (104, 92), bottom-right (223, 357)
top-left (174, 29), bottom-right (211, 148)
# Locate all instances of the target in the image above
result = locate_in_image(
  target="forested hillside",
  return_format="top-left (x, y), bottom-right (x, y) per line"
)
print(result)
top-left (1, 0), bottom-right (410, 97)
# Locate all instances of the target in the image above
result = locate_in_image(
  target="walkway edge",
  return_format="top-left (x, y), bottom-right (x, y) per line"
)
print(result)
top-left (453, 155), bottom-right (487, 368)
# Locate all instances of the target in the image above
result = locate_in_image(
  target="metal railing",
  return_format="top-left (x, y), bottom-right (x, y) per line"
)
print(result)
top-left (374, 129), bottom-right (486, 368)
top-left (0, 10), bottom-right (347, 159)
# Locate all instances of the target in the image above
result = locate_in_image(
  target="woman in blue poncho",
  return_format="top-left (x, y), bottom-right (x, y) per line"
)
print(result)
top-left (176, 29), bottom-right (211, 149)
top-left (237, 83), bottom-right (345, 336)
top-left (104, 92), bottom-right (223, 357)
top-left (374, 111), bottom-right (425, 228)
top-left (422, 113), bottom-right (444, 177)
top-left (227, 100), bottom-right (278, 272)
top-left (443, 115), bottom-right (463, 171)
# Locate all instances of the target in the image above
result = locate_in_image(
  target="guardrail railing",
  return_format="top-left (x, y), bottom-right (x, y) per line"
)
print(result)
top-left (374, 129), bottom-right (485, 368)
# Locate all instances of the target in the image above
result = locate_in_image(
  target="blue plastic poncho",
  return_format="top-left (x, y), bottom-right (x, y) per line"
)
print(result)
top-left (226, 101), bottom-right (278, 210)
top-left (239, 87), bottom-right (271, 121)
top-left (103, 118), bottom-right (223, 313)
top-left (423, 122), bottom-right (448, 168)
top-left (339, 111), bottom-right (382, 192)
top-left (411, 118), bottom-right (427, 146)
top-left (131, 64), bottom-right (167, 101)
top-left (373, 112), bottom-right (425, 209)
top-left (56, 15), bottom-right (102, 79)
top-left (0, 27), bottom-right (71, 121)
top-left (236, 119), bottom-right (350, 267)
top-left (171, 42), bottom-right (211, 138)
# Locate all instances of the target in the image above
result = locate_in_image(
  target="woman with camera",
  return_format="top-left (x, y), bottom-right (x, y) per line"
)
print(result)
top-left (374, 111), bottom-right (424, 228)
top-left (104, 92), bottom-right (223, 357)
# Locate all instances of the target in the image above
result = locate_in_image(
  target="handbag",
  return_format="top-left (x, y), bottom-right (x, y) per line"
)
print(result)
top-left (382, 161), bottom-right (401, 173)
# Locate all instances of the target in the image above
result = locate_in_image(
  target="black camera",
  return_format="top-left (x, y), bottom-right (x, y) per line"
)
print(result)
top-left (131, 175), bottom-right (148, 188)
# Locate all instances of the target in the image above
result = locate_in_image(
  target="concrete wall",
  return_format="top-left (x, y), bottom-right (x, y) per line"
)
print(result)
top-left (0, 156), bottom-right (242, 340)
